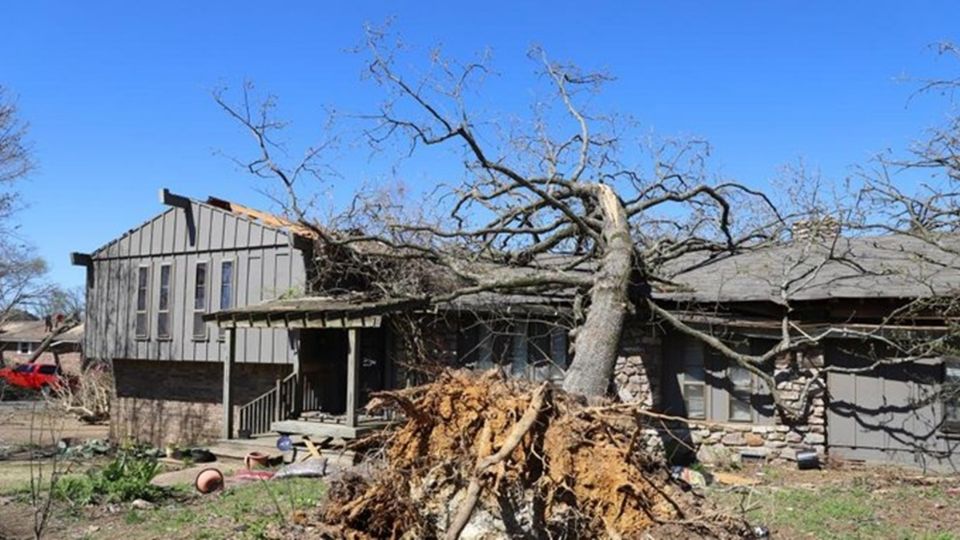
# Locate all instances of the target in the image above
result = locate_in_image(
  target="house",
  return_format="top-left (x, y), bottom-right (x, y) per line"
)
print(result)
top-left (77, 190), bottom-right (960, 472)
top-left (0, 320), bottom-right (84, 374)
top-left (71, 189), bottom-right (313, 444)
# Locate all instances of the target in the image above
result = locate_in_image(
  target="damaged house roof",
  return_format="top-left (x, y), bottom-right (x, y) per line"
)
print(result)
top-left (207, 231), bottom-right (960, 326)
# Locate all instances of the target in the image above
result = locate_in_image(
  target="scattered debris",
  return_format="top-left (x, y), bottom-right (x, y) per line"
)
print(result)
top-left (795, 448), bottom-right (820, 470)
top-left (130, 498), bottom-right (155, 510)
top-left (195, 468), bottom-right (224, 494)
top-left (244, 451), bottom-right (270, 469)
top-left (233, 469), bottom-right (276, 483)
top-left (273, 459), bottom-right (328, 480)
top-left (712, 471), bottom-right (761, 487)
top-left (311, 370), bottom-right (750, 539)
top-left (671, 465), bottom-right (708, 489)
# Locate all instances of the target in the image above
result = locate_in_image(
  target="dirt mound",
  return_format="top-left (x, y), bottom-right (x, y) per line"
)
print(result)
top-left (318, 370), bottom-right (749, 539)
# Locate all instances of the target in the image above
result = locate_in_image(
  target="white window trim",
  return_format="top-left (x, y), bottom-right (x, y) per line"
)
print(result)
top-left (192, 260), bottom-right (209, 341)
top-left (156, 262), bottom-right (173, 340)
top-left (217, 258), bottom-right (235, 342)
top-left (727, 365), bottom-right (755, 423)
top-left (135, 264), bottom-right (151, 340)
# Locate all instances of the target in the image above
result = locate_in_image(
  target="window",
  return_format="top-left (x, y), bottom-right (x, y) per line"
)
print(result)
top-left (157, 263), bottom-right (172, 339)
top-left (681, 341), bottom-right (707, 419)
top-left (218, 260), bottom-right (234, 341)
top-left (944, 359), bottom-right (960, 432)
top-left (220, 260), bottom-right (234, 310)
top-left (193, 262), bottom-right (208, 339)
top-left (467, 320), bottom-right (569, 383)
top-left (135, 266), bottom-right (150, 339)
top-left (17, 342), bottom-right (33, 355)
top-left (728, 365), bottom-right (754, 422)
top-left (38, 365), bottom-right (57, 375)
top-left (13, 364), bottom-right (31, 373)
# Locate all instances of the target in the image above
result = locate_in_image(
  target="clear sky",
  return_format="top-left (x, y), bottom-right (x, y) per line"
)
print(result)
top-left (2, 1), bottom-right (958, 289)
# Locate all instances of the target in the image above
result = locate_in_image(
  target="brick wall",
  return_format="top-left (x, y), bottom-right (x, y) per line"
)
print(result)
top-left (111, 359), bottom-right (290, 446)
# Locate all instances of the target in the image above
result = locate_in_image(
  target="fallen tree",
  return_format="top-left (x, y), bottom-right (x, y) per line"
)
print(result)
top-left (309, 370), bottom-right (748, 539)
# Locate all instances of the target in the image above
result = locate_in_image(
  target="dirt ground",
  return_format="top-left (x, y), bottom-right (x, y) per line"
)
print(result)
top-left (0, 402), bottom-right (108, 448)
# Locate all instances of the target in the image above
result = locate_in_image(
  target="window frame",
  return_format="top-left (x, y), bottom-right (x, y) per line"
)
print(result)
top-left (192, 260), bottom-right (209, 341)
top-left (17, 342), bottom-right (32, 355)
top-left (135, 265), bottom-right (151, 340)
top-left (156, 262), bottom-right (173, 341)
top-left (217, 259), bottom-right (235, 342)
top-left (680, 344), bottom-right (708, 420)
top-left (943, 357), bottom-right (960, 433)
top-left (727, 364), bottom-right (755, 423)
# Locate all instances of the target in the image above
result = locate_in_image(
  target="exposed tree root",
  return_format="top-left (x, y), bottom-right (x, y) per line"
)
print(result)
top-left (316, 370), bottom-right (750, 539)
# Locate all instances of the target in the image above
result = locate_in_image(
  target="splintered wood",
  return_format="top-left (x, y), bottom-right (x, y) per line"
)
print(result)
top-left (318, 370), bottom-right (748, 539)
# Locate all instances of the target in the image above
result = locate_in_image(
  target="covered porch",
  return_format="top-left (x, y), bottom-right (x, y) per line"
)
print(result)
top-left (207, 297), bottom-right (425, 440)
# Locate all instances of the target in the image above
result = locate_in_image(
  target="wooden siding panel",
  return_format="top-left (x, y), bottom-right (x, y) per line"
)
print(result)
top-left (235, 219), bottom-right (250, 249)
top-left (196, 205), bottom-right (211, 252)
top-left (222, 212), bottom-right (237, 250)
top-left (210, 208), bottom-right (224, 254)
top-left (87, 201), bottom-right (304, 366)
top-left (245, 253), bottom-right (263, 363)
top-left (161, 210), bottom-right (176, 254)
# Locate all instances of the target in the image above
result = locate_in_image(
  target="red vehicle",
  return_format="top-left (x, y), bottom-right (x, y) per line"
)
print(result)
top-left (0, 363), bottom-right (69, 394)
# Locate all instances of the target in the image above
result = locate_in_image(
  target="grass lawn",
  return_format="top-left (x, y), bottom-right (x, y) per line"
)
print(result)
top-left (0, 468), bottom-right (326, 540)
top-left (97, 478), bottom-right (328, 540)
top-left (710, 465), bottom-right (960, 539)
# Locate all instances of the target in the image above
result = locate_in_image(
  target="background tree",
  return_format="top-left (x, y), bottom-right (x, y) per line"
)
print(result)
top-left (0, 86), bottom-right (49, 326)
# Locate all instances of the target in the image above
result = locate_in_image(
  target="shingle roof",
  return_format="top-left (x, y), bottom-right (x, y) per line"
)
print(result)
top-left (0, 321), bottom-right (84, 343)
top-left (661, 234), bottom-right (960, 304)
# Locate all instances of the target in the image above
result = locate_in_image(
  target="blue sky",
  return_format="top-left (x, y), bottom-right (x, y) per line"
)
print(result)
top-left (2, 1), bottom-right (958, 288)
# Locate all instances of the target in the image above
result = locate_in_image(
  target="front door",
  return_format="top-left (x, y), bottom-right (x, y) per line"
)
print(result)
top-left (298, 328), bottom-right (388, 414)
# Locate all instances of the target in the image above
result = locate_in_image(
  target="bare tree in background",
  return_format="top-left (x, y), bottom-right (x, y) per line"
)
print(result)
top-left (0, 86), bottom-right (49, 327)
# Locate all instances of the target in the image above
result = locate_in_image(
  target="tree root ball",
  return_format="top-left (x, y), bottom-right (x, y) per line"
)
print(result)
top-left (315, 370), bottom-right (749, 539)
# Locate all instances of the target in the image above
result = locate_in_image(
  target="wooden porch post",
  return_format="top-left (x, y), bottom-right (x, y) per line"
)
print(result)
top-left (346, 328), bottom-right (360, 428)
top-left (293, 330), bottom-right (302, 417)
top-left (222, 328), bottom-right (236, 439)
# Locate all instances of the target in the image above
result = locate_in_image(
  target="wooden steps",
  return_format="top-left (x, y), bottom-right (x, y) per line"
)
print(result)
top-left (207, 436), bottom-right (283, 462)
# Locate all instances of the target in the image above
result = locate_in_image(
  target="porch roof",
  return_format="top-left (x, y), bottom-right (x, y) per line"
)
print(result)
top-left (205, 296), bottom-right (429, 329)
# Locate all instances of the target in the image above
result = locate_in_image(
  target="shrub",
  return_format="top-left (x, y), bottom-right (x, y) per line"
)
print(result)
top-left (55, 452), bottom-right (166, 506)
top-left (54, 476), bottom-right (95, 506)
top-left (94, 453), bottom-right (163, 503)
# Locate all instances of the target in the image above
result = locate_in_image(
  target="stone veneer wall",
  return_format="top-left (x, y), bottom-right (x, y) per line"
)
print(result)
top-left (612, 330), bottom-right (827, 465)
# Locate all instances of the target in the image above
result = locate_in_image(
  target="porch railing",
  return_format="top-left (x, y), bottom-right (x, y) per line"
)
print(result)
top-left (237, 371), bottom-right (299, 437)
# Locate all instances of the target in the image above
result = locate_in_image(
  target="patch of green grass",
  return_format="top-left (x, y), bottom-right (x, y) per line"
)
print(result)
top-left (136, 478), bottom-right (326, 540)
top-left (712, 478), bottom-right (959, 540)
top-left (756, 485), bottom-right (880, 539)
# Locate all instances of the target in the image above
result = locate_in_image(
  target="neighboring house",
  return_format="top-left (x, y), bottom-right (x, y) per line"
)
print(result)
top-left (78, 190), bottom-right (960, 473)
top-left (0, 320), bottom-right (84, 374)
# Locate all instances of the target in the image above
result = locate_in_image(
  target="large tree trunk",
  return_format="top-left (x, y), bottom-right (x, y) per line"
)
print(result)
top-left (562, 184), bottom-right (633, 397)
